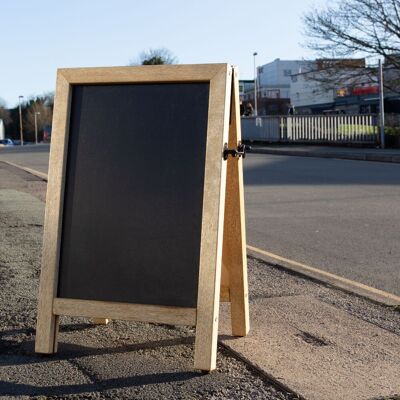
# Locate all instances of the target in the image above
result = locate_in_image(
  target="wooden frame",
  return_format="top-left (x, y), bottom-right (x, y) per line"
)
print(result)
top-left (35, 64), bottom-right (248, 372)
top-left (220, 67), bottom-right (250, 336)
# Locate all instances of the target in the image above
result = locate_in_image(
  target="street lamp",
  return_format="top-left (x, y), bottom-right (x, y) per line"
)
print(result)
top-left (378, 59), bottom-right (385, 149)
top-left (18, 95), bottom-right (24, 145)
top-left (34, 111), bottom-right (41, 145)
top-left (253, 52), bottom-right (258, 117)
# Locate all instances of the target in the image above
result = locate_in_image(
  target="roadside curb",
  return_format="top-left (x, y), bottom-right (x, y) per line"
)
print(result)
top-left (247, 245), bottom-right (400, 308)
top-left (0, 160), bottom-right (48, 181)
top-left (249, 147), bottom-right (400, 163)
top-left (218, 342), bottom-right (306, 400)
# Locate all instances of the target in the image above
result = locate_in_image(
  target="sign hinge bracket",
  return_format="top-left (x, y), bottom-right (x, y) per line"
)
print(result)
top-left (223, 141), bottom-right (251, 160)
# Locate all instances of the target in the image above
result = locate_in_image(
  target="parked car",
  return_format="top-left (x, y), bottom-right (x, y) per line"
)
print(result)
top-left (0, 139), bottom-right (15, 147)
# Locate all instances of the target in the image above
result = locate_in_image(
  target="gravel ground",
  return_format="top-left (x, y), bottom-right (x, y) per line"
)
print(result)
top-left (0, 162), bottom-right (296, 400)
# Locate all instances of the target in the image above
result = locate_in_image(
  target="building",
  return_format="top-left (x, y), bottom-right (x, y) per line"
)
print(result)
top-left (243, 57), bottom-right (400, 115)
top-left (239, 80), bottom-right (254, 100)
top-left (290, 59), bottom-right (387, 114)
top-left (0, 119), bottom-right (4, 140)
top-left (382, 56), bottom-right (400, 113)
top-left (257, 59), bottom-right (311, 99)
top-left (243, 59), bottom-right (312, 115)
top-left (290, 71), bottom-right (335, 113)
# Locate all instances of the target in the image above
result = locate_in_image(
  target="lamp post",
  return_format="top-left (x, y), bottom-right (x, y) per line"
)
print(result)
top-left (18, 95), bottom-right (24, 145)
top-left (253, 52), bottom-right (258, 116)
top-left (378, 59), bottom-right (385, 149)
top-left (34, 112), bottom-right (41, 145)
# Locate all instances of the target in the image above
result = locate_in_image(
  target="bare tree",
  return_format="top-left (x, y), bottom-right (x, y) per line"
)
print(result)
top-left (39, 91), bottom-right (54, 107)
top-left (303, 0), bottom-right (400, 91)
top-left (23, 95), bottom-right (53, 141)
top-left (129, 48), bottom-right (178, 66)
top-left (294, 58), bottom-right (380, 91)
top-left (0, 98), bottom-right (11, 125)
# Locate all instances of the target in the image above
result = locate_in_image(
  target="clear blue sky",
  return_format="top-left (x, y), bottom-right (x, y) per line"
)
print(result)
top-left (1, 0), bottom-right (323, 107)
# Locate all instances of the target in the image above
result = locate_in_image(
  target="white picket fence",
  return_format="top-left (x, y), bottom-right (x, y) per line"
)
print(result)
top-left (241, 115), bottom-right (379, 144)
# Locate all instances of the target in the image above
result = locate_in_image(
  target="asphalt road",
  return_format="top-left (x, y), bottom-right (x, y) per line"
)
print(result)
top-left (245, 154), bottom-right (400, 296)
top-left (0, 144), bottom-right (49, 174)
top-left (1, 145), bottom-right (399, 296)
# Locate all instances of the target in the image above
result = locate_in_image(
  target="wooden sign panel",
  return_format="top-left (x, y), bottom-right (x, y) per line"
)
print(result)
top-left (35, 64), bottom-right (249, 372)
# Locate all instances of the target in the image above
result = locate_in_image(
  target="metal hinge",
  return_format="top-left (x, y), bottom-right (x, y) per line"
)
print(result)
top-left (223, 141), bottom-right (251, 160)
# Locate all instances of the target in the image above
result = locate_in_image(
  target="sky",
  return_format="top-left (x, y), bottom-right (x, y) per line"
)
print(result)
top-left (1, 0), bottom-right (324, 107)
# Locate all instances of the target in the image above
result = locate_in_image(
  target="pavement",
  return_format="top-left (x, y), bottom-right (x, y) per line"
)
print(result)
top-left (248, 144), bottom-right (400, 163)
top-left (1, 161), bottom-right (400, 399)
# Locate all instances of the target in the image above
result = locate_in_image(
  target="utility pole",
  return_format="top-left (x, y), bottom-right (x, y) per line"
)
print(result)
top-left (253, 52), bottom-right (258, 117)
top-left (18, 95), bottom-right (24, 146)
top-left (378, 59), bottom-right (385, 149)
top-left (34, 112), bottom-right (40, 145)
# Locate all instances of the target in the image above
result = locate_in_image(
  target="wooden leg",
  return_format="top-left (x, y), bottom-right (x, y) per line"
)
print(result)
top-left (220, 261), bottom-right (231, 302)
top-left (35, 312), bottom-right (60, 354)
top-left (221, 67), bottom-right (249, 337)
top-left (35, 256), bottom-right (60, 354)
top-left (92, 318), bottom-right (110, 325)
top-left (194, 185), bottom-right (225, 371)
top-left (222, 156), bottom-right (249, 336)
top-left (194, 66), bottom-right (232, 372)
top-left (194, 293), bottom-right (221, 372)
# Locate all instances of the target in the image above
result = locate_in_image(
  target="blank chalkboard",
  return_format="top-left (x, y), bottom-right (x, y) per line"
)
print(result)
top-left (57, 83), bottom-right (210, 307)
top-left (35, 64), bottom-right (249, 372)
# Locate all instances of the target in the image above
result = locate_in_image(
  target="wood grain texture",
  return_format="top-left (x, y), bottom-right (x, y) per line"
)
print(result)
top-left (35, 72), bottom-right (71, 354)
top-left (92, 318), bottom-right (110, 325)
top-left (220, 286), bottom-right (230, 302)
top-left (221, 67), bottom-right (250, 336)
top-left (53, 298), bottom-right (196, 326)
top-left (59, 64), bottom-right (226, 84)
top-left (194, 64), bottom-right (232, 372)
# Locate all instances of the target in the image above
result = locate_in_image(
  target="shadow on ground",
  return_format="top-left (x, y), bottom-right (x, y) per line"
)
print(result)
top-left (0, 323), bottom-right (202, 397)
top-left (244, 154), bottom-right (400, 186)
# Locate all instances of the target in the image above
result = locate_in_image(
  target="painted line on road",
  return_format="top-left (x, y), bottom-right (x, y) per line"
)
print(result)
top-left (247, 244), bottom-right (400, 307)
top-left (0, 160), bottom-right (48, 181)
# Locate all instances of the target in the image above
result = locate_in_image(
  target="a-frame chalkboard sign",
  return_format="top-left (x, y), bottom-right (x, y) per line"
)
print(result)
top-left (35, 63), bottom-right (249, 372)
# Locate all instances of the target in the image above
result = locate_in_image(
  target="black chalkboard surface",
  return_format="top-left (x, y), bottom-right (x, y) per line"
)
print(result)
top-left (58, 83), bottom-right (210, 307)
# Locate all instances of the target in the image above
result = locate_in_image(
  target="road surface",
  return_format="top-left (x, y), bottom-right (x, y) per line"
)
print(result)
top-left (1, 145), bottom-right (399, 295)
top-left (245, 154), bottom-right (400, 296)
top-left (0, 144), bottom-right (49, 174)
